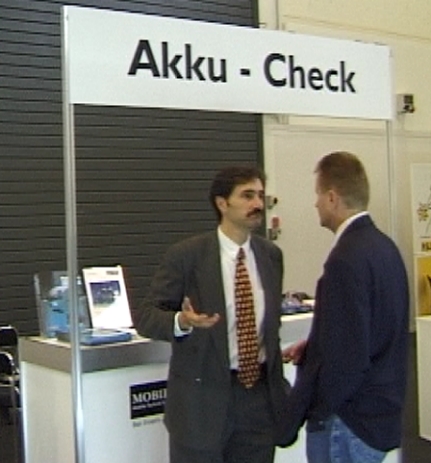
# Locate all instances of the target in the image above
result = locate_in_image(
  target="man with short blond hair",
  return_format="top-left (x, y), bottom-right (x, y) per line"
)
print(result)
top-left (283, 151), bottom-right (409, 463)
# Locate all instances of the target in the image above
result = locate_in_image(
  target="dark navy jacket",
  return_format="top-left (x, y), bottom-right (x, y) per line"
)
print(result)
top-left (283, 215), bottom-right (409, 451)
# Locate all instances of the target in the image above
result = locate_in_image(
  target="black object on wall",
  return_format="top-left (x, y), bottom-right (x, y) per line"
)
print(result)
top-left (0, 0), bottom-right (263, 335)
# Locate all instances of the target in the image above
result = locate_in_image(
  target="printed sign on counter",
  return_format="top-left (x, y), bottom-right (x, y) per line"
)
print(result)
top-left (130, 380), bottom-right (167, 419)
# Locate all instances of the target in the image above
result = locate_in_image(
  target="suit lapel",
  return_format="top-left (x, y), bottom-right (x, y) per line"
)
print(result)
top-left (251, 237), bottom-right (278, 369)
top-left (194, 232), bottom-right (230, 371)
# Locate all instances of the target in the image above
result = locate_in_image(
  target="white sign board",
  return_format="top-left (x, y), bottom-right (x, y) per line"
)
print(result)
top-left (63, 6), bottom-right (393, 120)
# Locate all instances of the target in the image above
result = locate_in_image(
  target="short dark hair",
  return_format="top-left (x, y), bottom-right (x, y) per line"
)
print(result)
top-left (209, 165), bottom-right (266, 222)
top-left (315, 151), bottom-right (369, 209)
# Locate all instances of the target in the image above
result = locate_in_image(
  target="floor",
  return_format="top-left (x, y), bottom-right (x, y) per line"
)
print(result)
top-left (1, 334), bottom-right (430, 463)
top-left (0, 407), bottom-right (22, 463)
top-left (401, 334), bottom-right (431, 462)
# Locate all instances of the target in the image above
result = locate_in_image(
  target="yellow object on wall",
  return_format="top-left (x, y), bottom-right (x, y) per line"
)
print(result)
top-left (415, 255), bottom-right (431, 317)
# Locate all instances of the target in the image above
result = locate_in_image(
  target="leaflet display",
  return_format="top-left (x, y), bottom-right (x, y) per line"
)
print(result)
top-left (34, 271), bottom-right (90, 338)
top-left (82, 266), bottom-right (133, 330)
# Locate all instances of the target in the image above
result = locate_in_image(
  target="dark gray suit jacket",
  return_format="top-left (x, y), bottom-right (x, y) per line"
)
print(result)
top-left (135, 231), bottom-right (290, 450)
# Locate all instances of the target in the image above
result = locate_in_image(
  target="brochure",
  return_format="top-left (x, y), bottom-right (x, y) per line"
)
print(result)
top-left (81, 265), bottom-right (133, 330)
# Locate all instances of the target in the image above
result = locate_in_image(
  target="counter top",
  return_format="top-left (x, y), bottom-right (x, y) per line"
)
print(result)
top-left (20, 313), bottom-right (313, 373)
top-left (20, 336), bottom-right (172, 373)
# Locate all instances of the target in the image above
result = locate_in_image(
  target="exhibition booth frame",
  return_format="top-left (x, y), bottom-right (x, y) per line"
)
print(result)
top-left (20, 6), bottom-right (400, 463)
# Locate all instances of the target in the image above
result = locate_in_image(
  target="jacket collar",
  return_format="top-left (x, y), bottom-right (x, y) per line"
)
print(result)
top-left (333, 211), bottom-right (370, 247)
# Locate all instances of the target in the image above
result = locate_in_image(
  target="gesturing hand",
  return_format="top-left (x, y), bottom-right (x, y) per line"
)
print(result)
top-left (178, 297), bottom-right (220, 330)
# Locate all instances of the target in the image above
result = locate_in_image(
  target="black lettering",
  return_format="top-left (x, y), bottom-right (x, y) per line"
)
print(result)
top-left (308, 68), bottom-right (323, 90)
top-left (263, 53), bottom-right (357, 94)
top-left (325, 69), bottom-right (339, 91)
top-left (162, 42), bottom-right (183, 79)
top-left (208, 58), bottom-right (227, 82)
top-left (129, 41), bottom-right (228, 83)
top-left (127, 39), bottom-right (160, 77)
top-left (340, 61), bottom-right (356, 92)
top-left (264, 53), bottom-right (286, 87)
top-left (288, 55), bottom-right (306, 89)
top-left (185, 44), bottom-right (205, 80)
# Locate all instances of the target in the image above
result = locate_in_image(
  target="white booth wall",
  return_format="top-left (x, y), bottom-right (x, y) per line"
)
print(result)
top-left (259, 0), bottom-right (431, 329)
top-left (264, 123), bottom-right (390, 294)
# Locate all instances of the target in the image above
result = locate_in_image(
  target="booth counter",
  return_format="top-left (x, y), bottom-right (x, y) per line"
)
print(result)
top-left (20, 314), bottom-right (399, 463)
top-left (20, 335), bottom-right (171, 463)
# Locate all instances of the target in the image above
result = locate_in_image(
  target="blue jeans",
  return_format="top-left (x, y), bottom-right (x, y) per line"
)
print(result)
top-left (306, 415), bottom-right (386, 463)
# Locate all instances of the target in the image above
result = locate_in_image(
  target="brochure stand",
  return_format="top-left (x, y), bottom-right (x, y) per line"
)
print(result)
top-left (34, 268), bottom-right (133, 345)
top-left (34, 271), bottom-right (90, 338)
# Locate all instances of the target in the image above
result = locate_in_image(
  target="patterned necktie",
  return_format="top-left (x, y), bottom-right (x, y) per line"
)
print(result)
top-left (235, 247), bottom-right (260, 388)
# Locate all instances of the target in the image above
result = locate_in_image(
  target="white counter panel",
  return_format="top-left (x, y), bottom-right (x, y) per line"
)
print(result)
top-left (21, 361), bottom-right (169, 463)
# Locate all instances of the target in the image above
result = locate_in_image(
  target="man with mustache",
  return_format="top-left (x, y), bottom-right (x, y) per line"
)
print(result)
top-left (135, 166), bottom-right (290, 463)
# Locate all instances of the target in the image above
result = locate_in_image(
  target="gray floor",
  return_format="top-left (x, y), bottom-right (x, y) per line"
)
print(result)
top-left (402, 334), bottom-right (431, 463)
top-left (1, 334), bottom-right (430, 463)
top-left (0, 408), bottom-right (22, 463)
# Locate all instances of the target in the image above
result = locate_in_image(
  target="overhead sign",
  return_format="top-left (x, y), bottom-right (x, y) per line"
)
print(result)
top-left (63, 6), bottom-right (393, 120)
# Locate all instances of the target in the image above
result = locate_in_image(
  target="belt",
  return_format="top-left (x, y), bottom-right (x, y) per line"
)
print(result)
top-left (230, 363), bottom-right (268, 384)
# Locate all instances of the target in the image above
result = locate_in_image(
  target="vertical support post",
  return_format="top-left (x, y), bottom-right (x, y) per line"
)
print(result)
top-left (386, 119), bottom-right (397, 243)
top-left (61, 7), bottom-right (86, 463)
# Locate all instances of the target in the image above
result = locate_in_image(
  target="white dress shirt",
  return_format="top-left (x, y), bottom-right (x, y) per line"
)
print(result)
top-left (218, 228), bottom-right (266, 369)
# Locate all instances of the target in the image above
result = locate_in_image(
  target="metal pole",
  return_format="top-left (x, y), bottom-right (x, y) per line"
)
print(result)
top-left (385, 48), bottom-right (397, 244)
top-left (386, 119), bottom-right (397, 243)
top-left (61, 7), bottom-right (86, 463)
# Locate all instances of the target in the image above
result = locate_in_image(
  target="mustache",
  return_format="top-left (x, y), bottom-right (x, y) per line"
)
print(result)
top-left (247, 208), bottom-right (263, 217)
